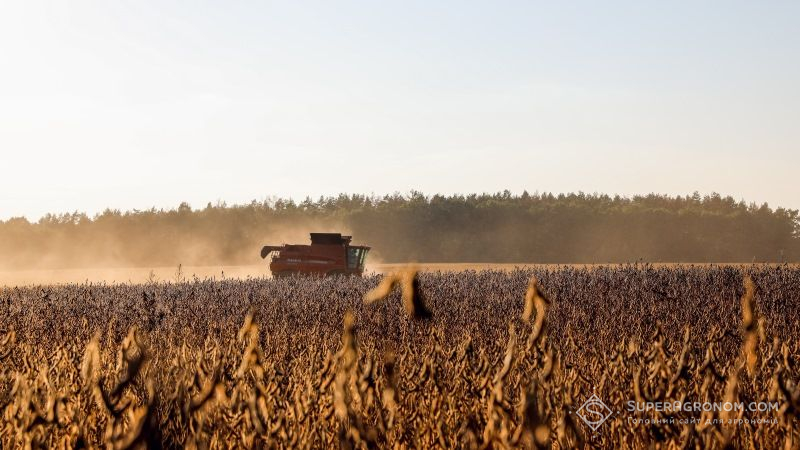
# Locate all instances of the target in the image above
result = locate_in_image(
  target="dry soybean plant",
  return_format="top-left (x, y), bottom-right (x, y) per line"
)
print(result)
top-left (0, 264), bottom-right (798, 448)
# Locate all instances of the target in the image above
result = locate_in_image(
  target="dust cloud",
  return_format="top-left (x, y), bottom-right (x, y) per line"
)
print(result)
top-left (0, 213), bottom-right (357, 285)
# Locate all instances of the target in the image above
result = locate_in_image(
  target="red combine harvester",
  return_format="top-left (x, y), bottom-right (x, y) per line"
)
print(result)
top-left (260, 233), bottom-right (370, 277)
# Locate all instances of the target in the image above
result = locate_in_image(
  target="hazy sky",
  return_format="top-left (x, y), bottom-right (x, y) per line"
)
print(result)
top-left (1, 1), bottom-right (798, 220)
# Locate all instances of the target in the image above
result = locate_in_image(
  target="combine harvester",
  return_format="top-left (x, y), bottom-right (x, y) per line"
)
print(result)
top-left (260, 233), bottom-right (370, 277)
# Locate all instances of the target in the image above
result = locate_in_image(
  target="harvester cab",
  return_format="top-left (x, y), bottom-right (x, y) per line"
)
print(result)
top-left (260, 233), bottom-right (370, 277)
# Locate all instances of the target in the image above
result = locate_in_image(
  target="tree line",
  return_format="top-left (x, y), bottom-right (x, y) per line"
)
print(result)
top-left (0, 191), bottom-right (797, 269)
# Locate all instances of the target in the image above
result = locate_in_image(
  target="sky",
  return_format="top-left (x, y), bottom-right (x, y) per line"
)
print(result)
top-left (1, 1), bottom-right (798, 220)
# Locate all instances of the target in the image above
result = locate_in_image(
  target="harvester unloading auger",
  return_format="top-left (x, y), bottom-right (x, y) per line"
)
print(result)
top-left (260, 233), bottom-right (370, 277)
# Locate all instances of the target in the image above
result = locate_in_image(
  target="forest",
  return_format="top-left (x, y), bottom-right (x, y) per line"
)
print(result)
top-left (0, 191), bottom-right (797, 269)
